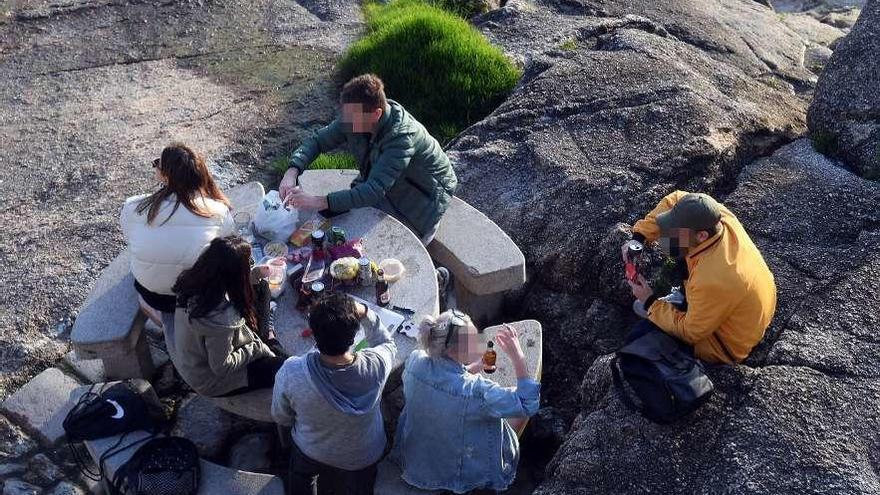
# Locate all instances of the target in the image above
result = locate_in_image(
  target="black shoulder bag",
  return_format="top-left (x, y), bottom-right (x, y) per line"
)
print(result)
top-left (611, 328), bottom-right (714, 423)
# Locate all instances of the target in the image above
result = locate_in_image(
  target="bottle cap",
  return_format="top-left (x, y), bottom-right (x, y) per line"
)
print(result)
top-left (487, 341), bottom-right (494, 348)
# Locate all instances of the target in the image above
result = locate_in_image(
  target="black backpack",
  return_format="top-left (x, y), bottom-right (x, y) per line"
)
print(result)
top-left (109, 437), bottom-right (201, 495)
top-left (611, 328), bottom-right (714, 423)
top-left (64, 382), bottom-right (158, 442)
top-left (64, 382), bottom-right (161, 482)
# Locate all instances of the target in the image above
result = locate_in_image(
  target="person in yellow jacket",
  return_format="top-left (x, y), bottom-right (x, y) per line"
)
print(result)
top-left (622, 191), bottom-right (777, 363)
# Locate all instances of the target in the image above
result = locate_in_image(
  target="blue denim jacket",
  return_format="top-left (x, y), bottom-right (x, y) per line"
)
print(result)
top-left (392, 351), bottom-right (541, 493)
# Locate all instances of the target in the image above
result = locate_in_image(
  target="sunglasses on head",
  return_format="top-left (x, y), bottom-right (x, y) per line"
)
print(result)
top-left (444, 309), bottom-right (468, 348)
top-left (152, 158), bottom-right (161, 169)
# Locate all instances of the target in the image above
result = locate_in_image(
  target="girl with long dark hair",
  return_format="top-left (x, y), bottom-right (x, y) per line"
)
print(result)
top-left (169, 236), bottom-right (288, 397)
top-left (120, 143), bottom-right (233, 323)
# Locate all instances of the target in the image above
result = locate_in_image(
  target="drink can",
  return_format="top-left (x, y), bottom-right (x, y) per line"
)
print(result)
top-left (311, 281), bottom-right (326, 299)
top-left (358, 257), bottom-right (372, 286)
top-left (330, 226), bottom-right (347, 246)
top-left (311, 230), bottom-right (325, 250)
top-left (627, 243), bottom-right (643, 262)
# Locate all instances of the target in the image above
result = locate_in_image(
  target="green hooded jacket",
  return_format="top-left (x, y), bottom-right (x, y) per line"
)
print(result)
top-left (288, 100), bottom-right (458, 237)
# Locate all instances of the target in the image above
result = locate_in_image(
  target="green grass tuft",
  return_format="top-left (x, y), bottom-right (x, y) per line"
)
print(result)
top-left (310, 152), bottom-right (358, 170)
top-left (560, 39), bottom-right (578, 51)
top-left (338, 0), bottom-right (521, 144)
top-left (270, 153), bottom-right (358, 175)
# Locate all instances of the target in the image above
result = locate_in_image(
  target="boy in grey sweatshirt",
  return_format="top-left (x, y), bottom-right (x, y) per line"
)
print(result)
top-left (271, 292), bottom-right (397, 495)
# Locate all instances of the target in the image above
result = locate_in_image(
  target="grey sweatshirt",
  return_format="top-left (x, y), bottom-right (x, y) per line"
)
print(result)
top-left (271, 310), bottom-right (397, 470)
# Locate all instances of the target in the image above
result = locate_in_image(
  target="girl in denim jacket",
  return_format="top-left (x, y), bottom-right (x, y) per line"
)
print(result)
top-left (392, 310), bottom-right (540, 493)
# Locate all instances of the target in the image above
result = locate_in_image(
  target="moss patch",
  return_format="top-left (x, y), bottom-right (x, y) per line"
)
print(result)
top-left (339, 0), bottom-right (521, 143)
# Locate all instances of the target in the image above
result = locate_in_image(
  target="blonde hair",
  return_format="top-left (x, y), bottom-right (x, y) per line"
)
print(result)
top-left (417, 310), bottom-right (475, 358)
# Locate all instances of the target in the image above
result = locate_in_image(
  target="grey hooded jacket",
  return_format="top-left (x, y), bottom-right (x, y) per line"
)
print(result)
top-left (271, 310), bottom-right (396, 470)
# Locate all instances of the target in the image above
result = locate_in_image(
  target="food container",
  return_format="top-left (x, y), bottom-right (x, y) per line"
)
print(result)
top-left (265, 242), bottom-right (288, 258)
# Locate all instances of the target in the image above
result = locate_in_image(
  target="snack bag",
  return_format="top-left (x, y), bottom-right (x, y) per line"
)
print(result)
top-left (290, 215), bottom-right (331, 247)
top-left (253, 191), bottom-right (299, 242)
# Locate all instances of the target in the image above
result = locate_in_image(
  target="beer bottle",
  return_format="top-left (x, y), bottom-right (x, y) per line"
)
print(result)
top-left (483, 341), bottom-right (497, 374)
top-left (376, 269), bottom-right (391, 307)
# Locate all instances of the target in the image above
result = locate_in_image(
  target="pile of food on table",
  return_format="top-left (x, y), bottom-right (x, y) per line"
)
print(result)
top-left (233, 192), bottom-right (411, 343)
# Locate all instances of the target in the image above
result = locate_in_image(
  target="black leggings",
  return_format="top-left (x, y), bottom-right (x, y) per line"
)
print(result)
top-left (288, 442), bottom-right (378, 495)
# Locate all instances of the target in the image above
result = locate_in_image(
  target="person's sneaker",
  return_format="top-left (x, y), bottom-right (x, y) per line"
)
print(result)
top-left (660, 286), bottom-right (685, 305)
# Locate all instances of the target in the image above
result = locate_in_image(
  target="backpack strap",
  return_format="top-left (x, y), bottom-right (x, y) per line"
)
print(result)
top-left (610, 356), bottom-right (642, 415)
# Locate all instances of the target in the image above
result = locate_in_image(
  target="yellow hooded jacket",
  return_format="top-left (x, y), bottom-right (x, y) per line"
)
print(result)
top-left (633, 191), bottom-right (777, 363)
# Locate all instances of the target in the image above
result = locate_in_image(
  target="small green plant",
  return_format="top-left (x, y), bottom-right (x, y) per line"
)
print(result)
top-left (270, 153), bottom-right (358, 175)
top-left (811, 130), bottom-right (839, 157)
top-left (270, 156), bottom-right (289, 175)
top-left (339, 0), bottom-right (521, 144)
top-left (310, 152), bottom-right (358, 170)
top-left (560, 39), bottom-right (578, 51)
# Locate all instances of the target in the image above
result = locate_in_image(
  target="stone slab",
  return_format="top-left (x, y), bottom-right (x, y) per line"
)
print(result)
top-left (70, 250), bottom-right (140, 351)
top-left (0, 368), bottom-right (83, 445)
top-left (209, 389), bottom-right (274, 424)
top-left (274, 207), bottom-right (439, 369)
top-left (298, 169), bottom-right (358, 197)
top-left (428, 196), bottom-right (526, 296)
top-left (85, 431), bottom-right (284, 495)
top-left (301, 171), bottom-right (527, 297)
top-left (64, 346), bottom-right (170, 385)
top-left (480, 319), bottom-right (543, 387)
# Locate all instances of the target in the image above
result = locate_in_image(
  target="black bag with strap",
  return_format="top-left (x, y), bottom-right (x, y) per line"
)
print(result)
top-left (108, 436), bottom-right (201, 495)
top-left (611, 327), bottom-right (714, 423)
top-left (63, 381), bottom-right (161, 482)
top-left (64, 382), bottom-right (157, 442)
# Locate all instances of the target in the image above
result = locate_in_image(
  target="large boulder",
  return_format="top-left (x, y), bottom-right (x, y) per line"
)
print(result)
top-left (534, 139), bottom-right (880, 494)
top-left (808, 0), bottom-right (880, 180)
top-left (450, 0), bottom-right (808, 416)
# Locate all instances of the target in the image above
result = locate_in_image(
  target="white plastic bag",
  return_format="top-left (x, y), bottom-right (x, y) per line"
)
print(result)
top-left (253, 190), bottom-right (298, 242)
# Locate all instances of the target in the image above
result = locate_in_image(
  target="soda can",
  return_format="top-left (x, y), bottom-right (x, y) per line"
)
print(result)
top-left (311, 230), bottom-right (325, 250)
top-left (627, 242), bottom-right (643, 262)
top-left (311, 281), bottom-right (326, 300)
top-left (330, 226), bottom-right (347, 246)
top-left (358, 257), bottom-right (372, 286)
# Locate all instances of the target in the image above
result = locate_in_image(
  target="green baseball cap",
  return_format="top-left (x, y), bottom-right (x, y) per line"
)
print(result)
top-left (656, 193), bottom-right (722, 234)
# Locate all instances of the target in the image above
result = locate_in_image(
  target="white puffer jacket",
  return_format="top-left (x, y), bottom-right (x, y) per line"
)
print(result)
top-left (120, 193), bottom-right (235, 295)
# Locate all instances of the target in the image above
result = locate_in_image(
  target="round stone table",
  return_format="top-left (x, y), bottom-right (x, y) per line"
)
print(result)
top-left (273, 207), bottom-right (440, 367)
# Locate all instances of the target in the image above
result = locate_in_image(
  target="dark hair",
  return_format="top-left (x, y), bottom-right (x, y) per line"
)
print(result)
top-left (340, 74), bottom-right (387, 112)
top-left (309, 292), bottom-right (360, 356)
top-left (137, 143), bottom-right (230, 225)
top-left (173, 236), bottom-right (258, 331)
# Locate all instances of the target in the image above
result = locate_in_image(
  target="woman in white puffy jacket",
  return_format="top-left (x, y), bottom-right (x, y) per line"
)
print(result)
top-left (120, 143), bottom-right (234, 323)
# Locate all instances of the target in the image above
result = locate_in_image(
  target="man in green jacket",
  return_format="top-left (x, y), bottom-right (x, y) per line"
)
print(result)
top-left (280, 74), bottom-right (458, 245)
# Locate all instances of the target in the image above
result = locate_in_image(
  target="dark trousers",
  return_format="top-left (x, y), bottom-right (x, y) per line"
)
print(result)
top-left (288, 443), bottom-right (378, 495)
top-left (626, 319), bottom-right (694, 356)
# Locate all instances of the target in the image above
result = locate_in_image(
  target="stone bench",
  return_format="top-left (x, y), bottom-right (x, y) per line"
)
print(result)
top-left (70, 182), bottom-right (266, 380)
top-left (298, 170), bottom-right (527, 325)
top-left (209, 388), bottom-right (274, 424)
top-left (75, 380), bottom-right (284, 495)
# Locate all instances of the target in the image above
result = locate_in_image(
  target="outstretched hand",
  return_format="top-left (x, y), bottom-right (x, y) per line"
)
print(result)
top-left (495, 324), bottom-right (528, 379)
top-left (495, 325), bottom-right (524, 359)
